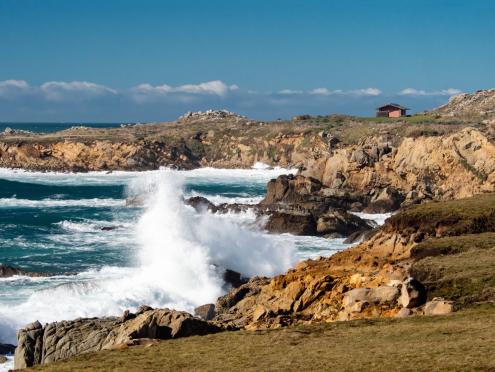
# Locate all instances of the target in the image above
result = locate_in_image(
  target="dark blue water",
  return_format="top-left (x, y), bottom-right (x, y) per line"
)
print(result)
top-left (0, 122), bottom-right (126, 133)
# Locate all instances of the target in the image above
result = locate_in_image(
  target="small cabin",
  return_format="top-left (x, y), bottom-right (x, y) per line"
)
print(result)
top-left (376, 103), bottom-right (409, 118)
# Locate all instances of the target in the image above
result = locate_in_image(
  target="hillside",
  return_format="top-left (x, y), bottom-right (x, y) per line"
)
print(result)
top-left (430, 89), bottom-right (495, 120)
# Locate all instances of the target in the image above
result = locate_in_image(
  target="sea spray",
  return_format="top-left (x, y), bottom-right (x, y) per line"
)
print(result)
top-left (0, 169), bottom-right (296, 344)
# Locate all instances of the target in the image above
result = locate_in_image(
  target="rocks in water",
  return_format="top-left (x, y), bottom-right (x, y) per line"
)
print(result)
top-left (194, 304), bottom-right (216, 321)
top-left (264, 211), bottom-right (317, 235)
top-left (185, 196), bottom-right (218, 213)
top-left (400, 277), bottom-right (427, 309)
top-left (0, 343), bottom-right (15, 355)
top-left (262, 174), bottom-right (322, 205)
top-left (316, 210), bottom-right (376, 237)
top-left (14, 309), bottom-right (222, 369)
top-left (424, 298), bottom-right (454, 315)
top-left (223, 269), bottom-right (248, 289)
top-left (0, 264), bottom-right (46, 278)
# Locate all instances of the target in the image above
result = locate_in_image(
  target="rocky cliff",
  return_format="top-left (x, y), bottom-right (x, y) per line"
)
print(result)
top-left (431, 89), bottom-right (495, 120)
top-left (302, 128), bottom-right (495, 209)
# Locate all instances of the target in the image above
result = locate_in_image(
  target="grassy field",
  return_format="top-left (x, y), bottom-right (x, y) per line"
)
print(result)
top-left (32, 306), bottom-right (495, 372)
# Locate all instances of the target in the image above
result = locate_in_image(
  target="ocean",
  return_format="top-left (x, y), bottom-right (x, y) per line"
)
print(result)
top-left (0, 163), bottom-right (388, 369)
top-left (0, 122), bottom-right (124, 133)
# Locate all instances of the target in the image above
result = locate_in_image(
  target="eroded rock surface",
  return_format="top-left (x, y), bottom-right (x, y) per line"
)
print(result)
top-left (14, 308), bottom-right (221, 369)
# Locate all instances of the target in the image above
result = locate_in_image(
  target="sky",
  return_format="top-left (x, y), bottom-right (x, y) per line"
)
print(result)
top-left (0, 0), bottom-right (494, 122)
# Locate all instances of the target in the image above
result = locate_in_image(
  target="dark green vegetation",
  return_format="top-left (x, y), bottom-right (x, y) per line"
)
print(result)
top-left (33, 307), bottom-right (495, 371)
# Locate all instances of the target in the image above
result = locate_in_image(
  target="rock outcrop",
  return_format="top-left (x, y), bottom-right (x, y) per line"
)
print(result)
top-left (302, 128), bottom-right (495, 208)
top-left (431, 89), bottom-right (495, 119)
top-left (14, 308), bottom-right (221, 369)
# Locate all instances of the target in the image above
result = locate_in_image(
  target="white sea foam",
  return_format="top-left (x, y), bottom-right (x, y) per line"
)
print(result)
top-left (0, 169), bottom-right (296, 344)
top-left (0, 165), bottom-right (297, 187)
top-left (352, 212), bottom-right (392, 226)
top-left (186, 191), bottom-right (263, 205)
top-left (0, 197), bottom-right (124, 208)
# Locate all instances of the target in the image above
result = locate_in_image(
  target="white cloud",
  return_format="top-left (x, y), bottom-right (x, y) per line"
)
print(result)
top-left (0, 80), bottom-right (31, 97)
top-left (351, 88), bottom-right (382, 96)
top-left (308, 87), bottom-right (381, 96)
top-left (278, 89), bottom-right (303, 95)
top-left (40, 81), bottom-right (117, 101)
top-left (399, 88), bottom-right (462, 96)
top-left (130, 80), bottom-right (238, 102)
top-left (309, 87), bottom-right (333, 95)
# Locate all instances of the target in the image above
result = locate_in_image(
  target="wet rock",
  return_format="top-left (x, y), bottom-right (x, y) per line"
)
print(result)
top-left (185, 196), bottom-right (218, 213)
top-left (316, 210), bottom-right (375, 237)
top-left (262, 174), bottom-right (322, 205)
top-left (0, 264), bottom-right (46, 278)
top-left (264, 211), bottom-right (317, 235)
top-left (223, 269), bottom-right (248, 289)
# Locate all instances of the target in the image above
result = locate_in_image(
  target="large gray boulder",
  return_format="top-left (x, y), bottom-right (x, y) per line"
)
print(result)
top-left (14, 308), bottom-right (222, 369)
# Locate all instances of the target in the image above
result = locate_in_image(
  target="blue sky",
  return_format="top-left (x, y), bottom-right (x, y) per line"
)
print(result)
top-left (0, 0), bottom-right (494, 122)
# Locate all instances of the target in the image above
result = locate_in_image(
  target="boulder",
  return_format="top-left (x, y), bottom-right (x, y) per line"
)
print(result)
top-left (262, 174), bottom-right (322, 204)
top-left (264, 211), bottom-right (317, 235)
top-left (395, 308), bottom-right (412, 318)
top-left (14, 309), bottom-right (222, 369)
top-left (222, 269), bottom-right (248, 289)
top-left (316, 210), bottom-right (375, 237)
top-left (424, 298), bottom-right (454, 315)
top-left (400, 277), bottom-right (427, 309)
top-left (185, 196), bottom-right (218, 213)
top-left (0, 355), bottom-right (7, 364)
top-left (342, 286), bottom-right (400, 308)
top-left (14, 321), bottom-right (44, 369)
top-left (194, 304), bottom-right (216, 321)
top-left (365, 187), bottom-right (405, 213)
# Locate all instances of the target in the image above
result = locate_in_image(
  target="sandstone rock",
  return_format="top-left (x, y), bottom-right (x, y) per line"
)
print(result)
top-left (400, 277), bottom-right (427, 309)
top-left (194, 304), bottom-right (216, 321)
top-left (215, 277), bottom-right (270, 316)
top-left (262, 174), bottom-right (322, 205)
top-left (342, 286), bottom-right (399, 309)
top-left (365, 187), bottom-right (404, 213)
top-left (395, 308), bottom-right (412, 318)
top-left (424, 298), bottom-right (454, 315)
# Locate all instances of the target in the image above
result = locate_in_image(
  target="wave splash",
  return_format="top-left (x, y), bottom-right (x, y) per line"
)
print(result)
top-left (0, 169), bottom-right (295, 344)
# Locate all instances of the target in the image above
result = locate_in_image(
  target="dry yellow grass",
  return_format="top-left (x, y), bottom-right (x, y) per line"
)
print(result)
top-left (32, 306), bottom-right (495, 372)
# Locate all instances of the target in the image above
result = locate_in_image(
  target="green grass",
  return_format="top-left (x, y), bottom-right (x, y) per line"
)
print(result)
top-left (359, 115), bottom-right (438, 124)
top-left (387, 193), bottom-right (495, 236)
top-left (32, 307), bottom-right (495, 372)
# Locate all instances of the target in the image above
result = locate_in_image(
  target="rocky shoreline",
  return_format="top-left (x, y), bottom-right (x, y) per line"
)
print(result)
top-left (4, 95), bottom-right (495, 369)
